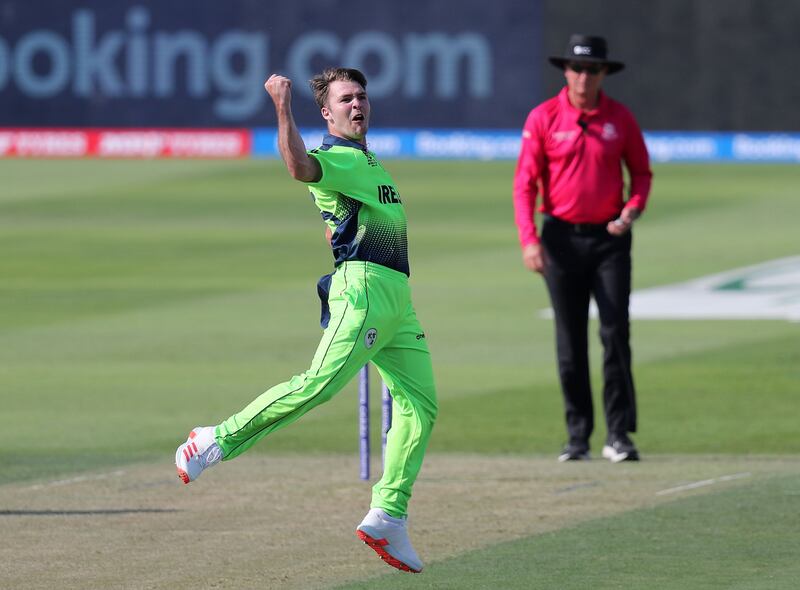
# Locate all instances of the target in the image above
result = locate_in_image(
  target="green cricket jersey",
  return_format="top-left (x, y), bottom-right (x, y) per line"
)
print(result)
top-left (307, 134), bottom-right (409, 276)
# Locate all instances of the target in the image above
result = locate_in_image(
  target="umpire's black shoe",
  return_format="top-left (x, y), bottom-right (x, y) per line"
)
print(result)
top-left (602, 434), bottom-right (640, 463)
top-left (557, 441), bottom-right (590, 462)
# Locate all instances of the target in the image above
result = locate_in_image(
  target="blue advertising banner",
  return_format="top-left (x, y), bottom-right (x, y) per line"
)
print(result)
top-left (252, 128), bottom-right (523, 160)
top-left (252, 129), bottom-right (800, 162)
top-left (0, 1), bottom-right (542, 128)
top-left (643, 132), bottom-right (800, 163)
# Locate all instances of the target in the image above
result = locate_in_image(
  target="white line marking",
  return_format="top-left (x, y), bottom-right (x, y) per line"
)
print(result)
top-left (656, 472), bottom-right (751, 496)
top-left (23, 470), bottom-right (126, 491)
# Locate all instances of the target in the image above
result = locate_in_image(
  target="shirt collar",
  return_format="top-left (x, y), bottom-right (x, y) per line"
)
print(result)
top-left (322, 133), bottom-right (368, 152)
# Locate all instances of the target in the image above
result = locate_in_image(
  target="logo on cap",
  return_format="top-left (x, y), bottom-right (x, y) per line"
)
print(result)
top-left (573, 45), bottom-right (592, 56)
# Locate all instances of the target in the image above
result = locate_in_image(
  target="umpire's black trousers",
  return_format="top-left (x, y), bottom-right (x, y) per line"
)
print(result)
top-left (541, 215), bottom-right (637, 444)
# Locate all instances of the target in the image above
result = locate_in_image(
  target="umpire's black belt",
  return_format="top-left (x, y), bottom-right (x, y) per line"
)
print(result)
top-left (543, 214), bottom-right (615, 235)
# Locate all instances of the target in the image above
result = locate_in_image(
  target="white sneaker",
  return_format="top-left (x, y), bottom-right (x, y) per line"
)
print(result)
top-left (356, 508), bottom-right (423, 573)
top-left (175, 426), bottom-right (223, 484)
top-left (601, 434), bottom-right (640, 463)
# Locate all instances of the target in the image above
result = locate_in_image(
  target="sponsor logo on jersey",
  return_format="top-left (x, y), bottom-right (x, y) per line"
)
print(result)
top-left (602, 123), bottom-right (619, 141)
top-left (553, 130), bottom-right (577, 142)
top-left (365, 152), bottom-right (380, 167)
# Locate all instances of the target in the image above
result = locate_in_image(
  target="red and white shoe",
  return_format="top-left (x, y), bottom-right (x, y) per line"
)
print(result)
top-left (356, 508), bottom-right (423, 573)
top-left (175, 427), bottom-right (222, 484)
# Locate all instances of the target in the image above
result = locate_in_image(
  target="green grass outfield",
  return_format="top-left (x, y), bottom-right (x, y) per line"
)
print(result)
top-left (1, 160), bottom-right (799, 588)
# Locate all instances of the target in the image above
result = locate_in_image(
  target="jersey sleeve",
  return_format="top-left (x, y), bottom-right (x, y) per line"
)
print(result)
top-left (513, 108), bottom-right (547, 247)
top-left (620, 108), bottom-right (653, 213)
top-left (305, 149), bottom-right (357, 194)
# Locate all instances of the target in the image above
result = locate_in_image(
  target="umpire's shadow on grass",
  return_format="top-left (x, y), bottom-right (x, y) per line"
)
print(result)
top-left (0, 508), bottom-right (179, 516)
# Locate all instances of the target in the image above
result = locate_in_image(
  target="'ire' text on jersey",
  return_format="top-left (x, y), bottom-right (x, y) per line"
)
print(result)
top-left (377, 184), bottom-right (402, 204)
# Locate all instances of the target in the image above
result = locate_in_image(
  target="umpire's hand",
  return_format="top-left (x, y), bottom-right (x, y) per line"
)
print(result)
top-left (607, 207), bottom-right (640, 236)
top-left (522, 243), bottom-right (546, 274)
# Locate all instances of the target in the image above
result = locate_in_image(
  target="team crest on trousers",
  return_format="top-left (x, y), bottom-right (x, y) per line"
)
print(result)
top-left (364, 328), bottom-right (378, 349)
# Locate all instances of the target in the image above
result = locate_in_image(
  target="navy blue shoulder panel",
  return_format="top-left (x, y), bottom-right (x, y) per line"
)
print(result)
top-left (317, 134), bottom-right (368, 152)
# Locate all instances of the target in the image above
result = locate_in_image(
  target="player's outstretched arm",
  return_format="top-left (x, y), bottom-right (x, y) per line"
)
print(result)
top-left (265, 74), bottom-right (322, 183)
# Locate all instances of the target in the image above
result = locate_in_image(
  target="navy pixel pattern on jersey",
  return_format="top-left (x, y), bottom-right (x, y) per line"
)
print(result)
top-left (307, 134), bottom-right (410, 328)
top-left (308, 135), bottom-right (409, 262)
top-left (308, 135), bottom-right (409, 276)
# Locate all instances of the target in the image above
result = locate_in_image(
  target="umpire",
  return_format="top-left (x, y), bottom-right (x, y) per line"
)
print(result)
top-left (513, 34), bottom-right (652, 462)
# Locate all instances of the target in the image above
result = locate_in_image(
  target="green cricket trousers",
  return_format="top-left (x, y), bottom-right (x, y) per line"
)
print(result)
top-left (215, 261), bottom-right (438, 517)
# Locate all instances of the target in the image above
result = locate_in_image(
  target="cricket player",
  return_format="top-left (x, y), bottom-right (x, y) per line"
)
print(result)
top-left (175, 67), bottom-right (437, 574)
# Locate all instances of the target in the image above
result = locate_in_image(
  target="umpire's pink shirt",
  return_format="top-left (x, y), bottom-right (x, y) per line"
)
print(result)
top-left (513, 87), bottom-right (652, 247)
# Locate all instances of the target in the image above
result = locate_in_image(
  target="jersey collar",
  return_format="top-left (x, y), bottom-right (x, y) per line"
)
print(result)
top-left (322, 133), bottom-right (368, 152)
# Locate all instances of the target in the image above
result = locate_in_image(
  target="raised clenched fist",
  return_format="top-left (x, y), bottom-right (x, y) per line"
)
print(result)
top-left (265, 74), bottom-right (292, 106)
